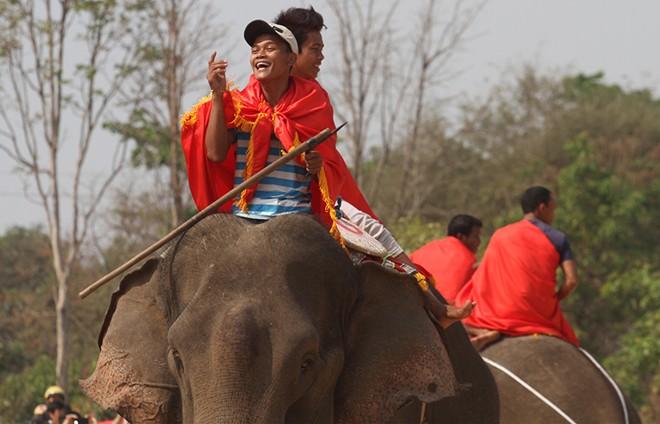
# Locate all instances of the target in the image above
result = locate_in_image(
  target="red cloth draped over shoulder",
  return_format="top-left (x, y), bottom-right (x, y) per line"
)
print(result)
top-left (455, 220), bottom-right (579, 346)
top-left (410, 236), bottom-right (476, 304)
top-left (180, 75), bottom-right (377, 237)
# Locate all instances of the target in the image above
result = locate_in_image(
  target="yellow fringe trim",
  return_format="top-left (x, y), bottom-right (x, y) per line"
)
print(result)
top-left (317, 167), bottom-right (345, 248)
top-left (196, 98), bottom-right (343, 247)
top-left (236, 112), bottom-right (268, 211)
top-left (180, 80), bottom-right (238, 131)
top-left (180, 92), bottom-right (213, 130)
top-left (415, 272), bottom-right (430, 292)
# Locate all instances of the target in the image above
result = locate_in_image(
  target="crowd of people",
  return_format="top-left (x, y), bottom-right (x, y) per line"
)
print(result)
top-left (28, 385), bottom-right (127, 424)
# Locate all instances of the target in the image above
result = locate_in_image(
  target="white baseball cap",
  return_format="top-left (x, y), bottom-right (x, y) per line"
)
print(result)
top-left (244, 20), bottom-right (299, 55)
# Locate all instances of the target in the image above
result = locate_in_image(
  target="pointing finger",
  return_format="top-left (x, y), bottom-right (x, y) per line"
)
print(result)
top-left (208, 51), bottom-right (217, 64)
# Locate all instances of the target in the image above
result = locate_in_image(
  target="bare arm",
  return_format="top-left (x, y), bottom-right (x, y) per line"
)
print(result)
top-left (205, 52), bottom-right (233, 162)
top-left (557, 259), bottom-right (578, 301)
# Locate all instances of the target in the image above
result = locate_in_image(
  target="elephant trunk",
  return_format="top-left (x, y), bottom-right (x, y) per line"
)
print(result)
top-left (185, 303), bottom-right (292, 424)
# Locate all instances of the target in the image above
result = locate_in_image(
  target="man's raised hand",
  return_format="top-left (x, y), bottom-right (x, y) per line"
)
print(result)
top-left (207, 51), bottom-right (228, 95)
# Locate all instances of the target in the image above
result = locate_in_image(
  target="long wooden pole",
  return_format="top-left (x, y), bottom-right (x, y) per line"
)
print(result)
top-left (79, 124), bottom-right (346, 299)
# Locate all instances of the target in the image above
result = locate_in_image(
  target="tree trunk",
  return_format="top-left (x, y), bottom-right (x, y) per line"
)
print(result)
top-left (55, 278), bottom-right (70, 389)
top-left (169, 127), bottom-right (183, 225)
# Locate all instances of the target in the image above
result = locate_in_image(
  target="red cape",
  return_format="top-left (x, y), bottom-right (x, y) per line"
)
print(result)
top-left (180, 76), bottom-right (376, 236)
top-left (410, 236), bottom-right (476, 304)
top-left (455, 220), bottom-right (579, 346)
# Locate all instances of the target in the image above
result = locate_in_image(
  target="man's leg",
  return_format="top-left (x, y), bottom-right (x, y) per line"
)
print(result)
top-left (463, 324), bottom-right (502, 351)
top-left (423, 284), bottom-right (474, 329)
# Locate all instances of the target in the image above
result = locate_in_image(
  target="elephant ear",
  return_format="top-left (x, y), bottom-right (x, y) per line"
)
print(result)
top-left (80, 258), bottom-right (180, 423)
top-left (335, 262), bottom-right (459, 423)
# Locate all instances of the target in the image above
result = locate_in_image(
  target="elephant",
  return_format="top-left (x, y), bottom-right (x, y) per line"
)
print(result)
top-left (481, 335), bottom-right (641, 424)
top-left (81, 213), bottom-right (498, 423)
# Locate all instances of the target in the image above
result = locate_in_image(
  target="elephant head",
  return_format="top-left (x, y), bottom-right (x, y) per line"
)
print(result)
top-left (82, 214), bottom-right (459, 423)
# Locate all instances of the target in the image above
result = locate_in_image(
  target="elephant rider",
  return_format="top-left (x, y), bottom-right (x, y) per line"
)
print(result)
top-left (181, 20), bottom-right (375, 245)
top-left (455, 186), bottom-right (580, 351)
top-left (273, 6), bottom-right (474, 328)
top-left (411, 214), bottom-right (482, 304)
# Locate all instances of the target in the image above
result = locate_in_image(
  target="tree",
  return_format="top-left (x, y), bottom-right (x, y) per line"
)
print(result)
top-left (0, 0), bottom-right (139, 389)
top-left (105, 0), bottom-right (228, 227)
top-left (328, 0), bottom-right (482, 206)
top-left (0, 225), bottom-right (122, 422)
top-left (326, 0), bottom-right (399, 186)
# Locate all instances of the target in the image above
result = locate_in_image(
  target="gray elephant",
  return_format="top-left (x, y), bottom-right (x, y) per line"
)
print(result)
top-left (81, 214), bottom-right (498, 423)
top-left (482, 335), bottom-right (641, 424)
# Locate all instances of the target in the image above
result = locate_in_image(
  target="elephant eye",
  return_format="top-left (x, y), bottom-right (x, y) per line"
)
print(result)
top-left (170, 348), bottom-right (184, 372)
top-left (301, 357), bottom-right (315, 373)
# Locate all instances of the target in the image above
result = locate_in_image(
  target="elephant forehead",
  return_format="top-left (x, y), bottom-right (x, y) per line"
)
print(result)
top-left (160, 214), bottom-right (357, 324)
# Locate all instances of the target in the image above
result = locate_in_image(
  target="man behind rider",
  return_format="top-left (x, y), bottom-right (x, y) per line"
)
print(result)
top-left (273, 6), bottom-right (474, 328)
top-left (411, 214), bottom-right (482, 304)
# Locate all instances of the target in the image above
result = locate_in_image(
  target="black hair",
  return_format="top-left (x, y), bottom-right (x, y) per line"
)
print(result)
top-left (447, 214), bottom-right (482, 237)
top-left (274, 7), bottom-right (325, 49)
top-left (520, 186), bottom-right (552, 213)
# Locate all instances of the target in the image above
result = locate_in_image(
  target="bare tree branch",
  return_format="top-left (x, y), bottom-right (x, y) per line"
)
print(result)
top-left (0, 0), bottom-right (140, 390)
top-left (328, 0), bottom-right (400, 185)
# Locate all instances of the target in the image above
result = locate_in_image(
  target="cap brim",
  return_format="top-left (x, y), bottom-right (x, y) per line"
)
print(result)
top-left (244, 20), bottom-right (278, 47)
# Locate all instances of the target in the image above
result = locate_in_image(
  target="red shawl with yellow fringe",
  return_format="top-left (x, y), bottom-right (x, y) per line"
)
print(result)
top-left (180, 75), bottom-right (376, 239)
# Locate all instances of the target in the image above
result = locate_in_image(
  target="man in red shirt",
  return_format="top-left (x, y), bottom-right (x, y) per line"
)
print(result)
top-left (456, 186), bottom-right (579, 350)
top-left (411, 214), bottom-right (482, 304)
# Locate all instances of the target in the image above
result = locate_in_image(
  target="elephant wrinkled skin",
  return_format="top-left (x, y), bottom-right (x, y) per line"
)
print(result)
top-left (482, 335), bottom-right (641, 424)
top-left (82, 214), bottom-right (497, 423)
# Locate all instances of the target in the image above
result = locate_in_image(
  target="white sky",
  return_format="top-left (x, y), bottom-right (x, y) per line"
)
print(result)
top-left (1, 0), bottom-right (659, 232)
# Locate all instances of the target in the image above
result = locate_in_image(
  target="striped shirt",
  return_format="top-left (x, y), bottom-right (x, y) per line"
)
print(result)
top-left (231, 131), bottom-right (312, 220)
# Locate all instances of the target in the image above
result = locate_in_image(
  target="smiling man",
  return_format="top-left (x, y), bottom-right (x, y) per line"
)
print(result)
top-left (181, 20), bottom-right (374, 239)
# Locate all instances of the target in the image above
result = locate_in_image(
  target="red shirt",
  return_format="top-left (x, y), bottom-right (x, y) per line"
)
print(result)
top-left (410, 236), bottom-right (476, 304)
top-left (455, 220), bottom-right (579, 346)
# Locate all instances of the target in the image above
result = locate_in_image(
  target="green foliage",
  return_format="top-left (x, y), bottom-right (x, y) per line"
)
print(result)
top-left (104, 108), bottom-right (173, 168)
top-left (557, 135), bottom-right (657, 278)
top-left (0, 355), bottom-right (55, 423)
top-left (604, 306), bottom-right (660, 407)
top-left (0, 226), bottom-right (53, 291)
top-left (388, 217), bottom-right (445, 253)
top-left (384, 69), bottom-right (659, 421)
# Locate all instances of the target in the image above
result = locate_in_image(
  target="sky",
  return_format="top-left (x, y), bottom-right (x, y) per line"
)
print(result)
top-left (1, 0), bottom-right (659, 232)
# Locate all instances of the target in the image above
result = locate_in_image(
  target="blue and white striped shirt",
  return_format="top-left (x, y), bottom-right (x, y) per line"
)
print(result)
top-left (232, 131), bottom-right (312, 220)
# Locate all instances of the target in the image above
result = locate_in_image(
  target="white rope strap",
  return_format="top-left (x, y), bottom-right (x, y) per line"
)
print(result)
top-left (579, 348), bottom-right (630, 424)
top-left (482, 356), bottom-right (577, 424)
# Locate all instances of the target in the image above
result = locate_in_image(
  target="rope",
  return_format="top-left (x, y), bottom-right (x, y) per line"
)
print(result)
top-left (579, 348), bottom-right (630, 424)
top-left (482, 356), bottom-right (577, 424)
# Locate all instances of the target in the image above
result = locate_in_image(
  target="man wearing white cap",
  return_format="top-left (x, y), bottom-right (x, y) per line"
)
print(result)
top-left (181, 20), bottom-right (376, 242)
